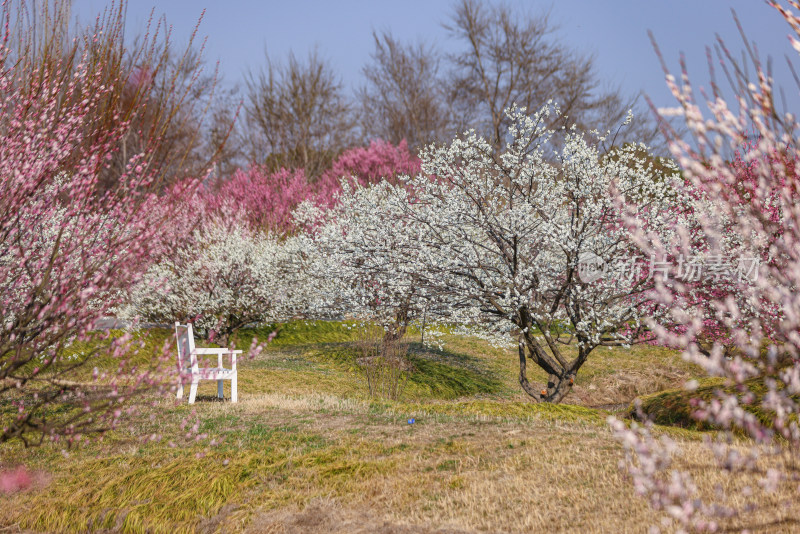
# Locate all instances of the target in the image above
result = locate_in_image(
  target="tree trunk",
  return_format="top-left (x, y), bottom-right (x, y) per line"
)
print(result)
top-left (517, 335), bottom-right (576, 403)
top-left (518, 338), bottom-right (544, 400)
top-left (382, 306), bottom-right (410, 345)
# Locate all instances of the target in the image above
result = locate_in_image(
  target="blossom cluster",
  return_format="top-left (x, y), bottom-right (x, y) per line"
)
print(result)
top-left (607, 2), bottom-right (800, 530)
top-left (206, 139), bottom-right (420, 233)
top-left (0, 29), bottom-right (191, 445)
top-left (305, 103), bottom-right (678, 402)
top-left (120, 218), bottom-right (313, 343)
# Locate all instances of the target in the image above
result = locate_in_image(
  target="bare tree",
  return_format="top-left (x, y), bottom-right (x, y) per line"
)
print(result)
top-left (204, 83), bottom-right (245, 183)
top-left (4, 1), bottom-right (233, 191)
top-left (444, 0), bottom-right (661, 152)
top-left (111, 43), bottom-right (230, 190)
top-left (358, 31), bottom-right (454, 150)
top-left (245, 50), bottom-right (354, 178)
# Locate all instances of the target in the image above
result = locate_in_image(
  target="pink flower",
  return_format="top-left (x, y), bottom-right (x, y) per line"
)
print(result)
top-left (0, 466), bottom-right (33, 494)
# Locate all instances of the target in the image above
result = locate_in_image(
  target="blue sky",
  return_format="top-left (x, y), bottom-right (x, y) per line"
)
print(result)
top-left (72, 1), bottom-right (799, 115)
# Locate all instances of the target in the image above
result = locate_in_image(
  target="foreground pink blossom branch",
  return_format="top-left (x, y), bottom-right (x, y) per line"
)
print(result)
top-left (0, 3), bottom-right (207, 447)
top-left (610, 2), bottom-right (800, 531)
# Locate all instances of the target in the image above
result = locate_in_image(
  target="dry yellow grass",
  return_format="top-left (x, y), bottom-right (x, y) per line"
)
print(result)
top-left (1, 324), bottom-right (796, 533)
top-left (2, 392), bottom-right (796, 533)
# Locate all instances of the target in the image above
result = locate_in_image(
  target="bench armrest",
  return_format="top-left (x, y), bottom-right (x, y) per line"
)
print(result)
top-left (194, 348), bottom-right (242, 355)
top-left (193, 348), bottom-right (242, 369)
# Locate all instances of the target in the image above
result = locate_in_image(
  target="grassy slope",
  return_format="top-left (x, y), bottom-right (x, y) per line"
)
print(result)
top-left (632, 375), bottom-right (800, 432)
top-left (1, 322), bottom-right (794, 533)
top-left (232, 321), bottom-right (702, 407)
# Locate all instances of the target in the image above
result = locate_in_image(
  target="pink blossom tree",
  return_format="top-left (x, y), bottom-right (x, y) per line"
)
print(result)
top-left (610, 2), bottom-right (800, 531)
top-left (206, 166), bottom-right (312, 233)
top-left (634, 140), bottom-right (788, 357)
top-left (0, 3), bottom-right (209, 447)
top-left (209, 138), bottom-right (421, 233)
top-left (314, 138), bottom-right (421, 207)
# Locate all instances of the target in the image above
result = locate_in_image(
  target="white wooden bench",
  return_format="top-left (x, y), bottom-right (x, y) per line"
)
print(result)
top-left (175, 322), bottom-right (241, 403)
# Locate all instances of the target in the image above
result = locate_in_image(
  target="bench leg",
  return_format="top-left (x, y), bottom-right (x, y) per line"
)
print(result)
top-left (217, 379), bottom-right (224, 399)
top-left (188, 379), bottom-right (199, 404)
top-left (177, 380), bottom-right (184, 400)
top-left (231, 374), bottom-right (238, 403)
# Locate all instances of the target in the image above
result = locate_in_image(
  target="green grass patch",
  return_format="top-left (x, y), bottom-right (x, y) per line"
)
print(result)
top-left (403, 353), bottom-right (508, 400)
top-left (233, 326), bottom-right (512, 402)
top-left (237, 321), bottom-right (363, 348)
top-left (632, 375), bottom-right (796, 431)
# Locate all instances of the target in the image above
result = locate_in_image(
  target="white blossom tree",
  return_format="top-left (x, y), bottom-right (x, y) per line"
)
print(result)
top-left (120, 218), bottom-right (310, 344)
top-left (299, 183), bottom-right (442, 343)
top-left (362, 103), bottom-right (678, 403)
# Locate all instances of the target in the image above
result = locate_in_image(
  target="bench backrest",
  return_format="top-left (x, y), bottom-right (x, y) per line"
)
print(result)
top-left (175, 322), bottom-right (198, 373)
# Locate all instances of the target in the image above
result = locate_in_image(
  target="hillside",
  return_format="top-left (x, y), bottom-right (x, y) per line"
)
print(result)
top-left (2, 322), bottom-right (794, 533)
